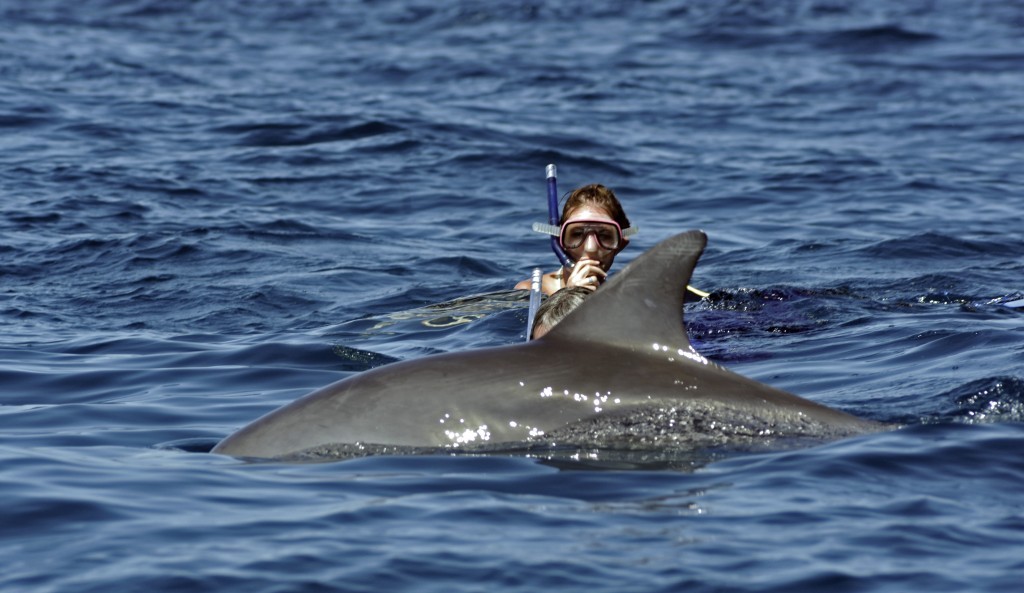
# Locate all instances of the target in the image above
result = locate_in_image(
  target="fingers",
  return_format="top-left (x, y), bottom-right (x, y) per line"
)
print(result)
top-left (566, 258), bottom-right (606, 291)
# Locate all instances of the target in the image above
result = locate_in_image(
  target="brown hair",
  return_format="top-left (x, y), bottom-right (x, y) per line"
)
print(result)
top-left (560, 184), bottom-right (631, 229)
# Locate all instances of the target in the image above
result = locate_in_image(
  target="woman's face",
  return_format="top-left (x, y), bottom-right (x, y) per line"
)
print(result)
top-left (561, 205), bottom-right (624, 271)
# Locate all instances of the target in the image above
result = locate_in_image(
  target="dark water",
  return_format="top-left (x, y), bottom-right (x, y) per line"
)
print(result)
top-left (3, 1), bottom-right (1024, 591)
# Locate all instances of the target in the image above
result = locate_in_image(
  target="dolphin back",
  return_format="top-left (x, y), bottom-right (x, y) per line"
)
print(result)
top-left (213, 230), bottom-right (888, 460)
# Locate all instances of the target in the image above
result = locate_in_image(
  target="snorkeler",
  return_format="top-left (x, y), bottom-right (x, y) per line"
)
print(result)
top-left (516, 183), bottom-right (634, 296)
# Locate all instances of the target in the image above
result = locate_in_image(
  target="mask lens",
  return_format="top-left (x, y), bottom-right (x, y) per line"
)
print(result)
top-left (560, 221), bottom-right (621, 250)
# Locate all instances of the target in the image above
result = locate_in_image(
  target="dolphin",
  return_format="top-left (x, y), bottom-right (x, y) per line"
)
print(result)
top-left (213, 230), bottom-right (888, 460)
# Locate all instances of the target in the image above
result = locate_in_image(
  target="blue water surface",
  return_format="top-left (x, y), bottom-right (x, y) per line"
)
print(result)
top-left (2, 1), bottom-right (1024, 591)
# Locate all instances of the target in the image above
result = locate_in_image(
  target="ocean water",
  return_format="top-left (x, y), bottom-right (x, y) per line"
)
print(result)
top-left (2, 0), bottom-right (1023, 591)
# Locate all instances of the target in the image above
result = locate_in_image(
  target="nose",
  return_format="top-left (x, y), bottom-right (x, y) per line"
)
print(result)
top-left (583, 232), bottom-right (600, 253)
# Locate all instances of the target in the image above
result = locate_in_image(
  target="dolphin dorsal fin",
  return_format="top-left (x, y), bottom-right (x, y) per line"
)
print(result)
top-left (541, 230), bottom-right (707, 350)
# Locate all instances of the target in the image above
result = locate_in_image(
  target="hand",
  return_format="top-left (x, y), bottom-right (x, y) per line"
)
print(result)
top-left (565, 257), bottom-right (607, 292)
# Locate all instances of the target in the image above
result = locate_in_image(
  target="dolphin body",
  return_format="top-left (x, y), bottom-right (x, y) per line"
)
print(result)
top-left (213, 230), bottom-right (887, 460)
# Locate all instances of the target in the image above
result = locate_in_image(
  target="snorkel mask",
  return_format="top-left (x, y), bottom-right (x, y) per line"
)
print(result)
top-left (532, 218), bottom-right (637, 262)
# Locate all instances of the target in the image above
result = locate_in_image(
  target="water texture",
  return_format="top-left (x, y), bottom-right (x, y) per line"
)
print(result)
top-left (2, 1), bottom-right (1023, 591)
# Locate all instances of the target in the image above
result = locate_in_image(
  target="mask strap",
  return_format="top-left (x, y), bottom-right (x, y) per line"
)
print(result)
top-left (532, 222), bottom-right (560, 236)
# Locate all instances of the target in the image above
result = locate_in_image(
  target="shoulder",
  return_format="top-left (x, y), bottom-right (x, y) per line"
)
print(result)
top-left (516, 270), bottom-right (564, 294)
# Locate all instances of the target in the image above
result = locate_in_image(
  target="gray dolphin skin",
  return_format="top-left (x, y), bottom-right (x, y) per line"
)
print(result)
top-left (213, 230), bottom-right (887, 460)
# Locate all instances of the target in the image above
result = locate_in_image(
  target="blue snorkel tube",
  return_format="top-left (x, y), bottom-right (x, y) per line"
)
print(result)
top-left (530, 164), bottom-right (572, 268)
top-left (545, 164), bottom-right (572, 268)
top-left (525, 164), bottom-right (570, 341)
